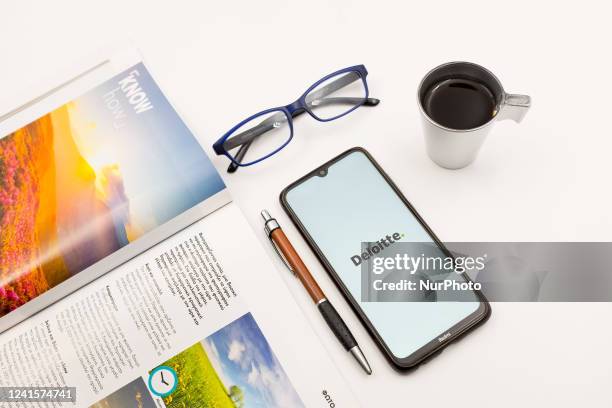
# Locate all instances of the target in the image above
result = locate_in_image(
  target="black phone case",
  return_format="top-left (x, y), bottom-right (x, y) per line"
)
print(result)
top-left (280, 147), bottom-right (491, 371)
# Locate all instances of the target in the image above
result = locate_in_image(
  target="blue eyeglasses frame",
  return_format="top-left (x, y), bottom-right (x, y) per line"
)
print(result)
top-left (212, 64), bottom-right (378, 169)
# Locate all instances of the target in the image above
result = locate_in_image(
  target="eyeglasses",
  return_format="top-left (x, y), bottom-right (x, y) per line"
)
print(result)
top-left (212, 65), bottom-right (380, 172)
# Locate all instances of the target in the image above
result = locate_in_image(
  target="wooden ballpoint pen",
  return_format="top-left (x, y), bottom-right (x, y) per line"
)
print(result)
top-left (262, 210), bottom-right (372, 375)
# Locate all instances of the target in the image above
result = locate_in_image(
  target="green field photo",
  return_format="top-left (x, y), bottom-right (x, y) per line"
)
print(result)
top-left (158, 342), bottom-right (237, 408)
top-left (151, 313), bottom-right (303, 408)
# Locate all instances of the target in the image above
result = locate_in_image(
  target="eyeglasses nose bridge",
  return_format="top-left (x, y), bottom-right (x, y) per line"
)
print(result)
top-left (286, 99), bottom-right (303, 114)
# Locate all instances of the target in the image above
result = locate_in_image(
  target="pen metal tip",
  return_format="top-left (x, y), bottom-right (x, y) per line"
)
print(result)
top-left (349, 346), bottom-right (372, 375)
top-left (261, 210), bottom-right (272, 221)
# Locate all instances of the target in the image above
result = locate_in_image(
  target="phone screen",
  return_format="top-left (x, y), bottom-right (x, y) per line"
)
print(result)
top-left (284, 150), bottom-right (482, 359)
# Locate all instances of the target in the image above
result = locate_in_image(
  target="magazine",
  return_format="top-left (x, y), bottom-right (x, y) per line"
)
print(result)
top-left (0, 50), bottom-right (360, 407)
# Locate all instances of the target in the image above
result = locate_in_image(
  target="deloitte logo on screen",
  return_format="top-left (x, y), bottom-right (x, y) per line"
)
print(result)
top-left (350, 232), bottom-right (404, 266)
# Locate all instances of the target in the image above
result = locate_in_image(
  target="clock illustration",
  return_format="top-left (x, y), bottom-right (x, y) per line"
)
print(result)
top-left (148, 366), bottom-right (178, 397)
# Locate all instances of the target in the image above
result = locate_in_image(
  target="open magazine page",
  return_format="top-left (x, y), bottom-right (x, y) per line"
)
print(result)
top-left (0, 50), bottom-right (230, 332)
top-left (0, 203), bottom-right (360, 407)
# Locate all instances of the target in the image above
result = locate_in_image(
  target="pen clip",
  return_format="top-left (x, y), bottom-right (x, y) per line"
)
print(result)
top-left (268, 236), bottom-right (296, 276)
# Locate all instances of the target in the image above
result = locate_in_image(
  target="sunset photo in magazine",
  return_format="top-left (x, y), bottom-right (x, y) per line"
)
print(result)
top-left (0, 63), bottom-right (224, 317)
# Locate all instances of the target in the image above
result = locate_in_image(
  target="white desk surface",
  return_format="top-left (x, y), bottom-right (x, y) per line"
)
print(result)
top-left (2, 1), bottom-right (611, 407)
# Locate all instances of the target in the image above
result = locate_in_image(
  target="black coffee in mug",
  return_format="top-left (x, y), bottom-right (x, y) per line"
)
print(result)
top-left (418, 61), bottom-right (531, 169)
top-left (422, 78), bottom-right (497, 130)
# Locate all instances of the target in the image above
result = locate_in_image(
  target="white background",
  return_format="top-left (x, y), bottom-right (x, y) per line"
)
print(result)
top-left (1, 1), bottom-right (611, 407)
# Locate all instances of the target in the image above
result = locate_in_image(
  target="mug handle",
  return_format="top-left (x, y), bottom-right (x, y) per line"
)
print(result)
top-left (496, 93), bottom-right (531, 123)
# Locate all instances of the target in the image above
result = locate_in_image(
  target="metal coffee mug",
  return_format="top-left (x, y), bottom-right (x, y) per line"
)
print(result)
top-left (417, 62), bottom-right (531, 169)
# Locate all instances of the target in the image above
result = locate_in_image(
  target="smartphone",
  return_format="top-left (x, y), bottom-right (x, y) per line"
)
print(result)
top-left (281, 147), bottom-right (490, 369)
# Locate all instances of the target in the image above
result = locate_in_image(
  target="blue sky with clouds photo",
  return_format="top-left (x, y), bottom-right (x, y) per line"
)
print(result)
top-left (202, 313), bottom-right (304, 408)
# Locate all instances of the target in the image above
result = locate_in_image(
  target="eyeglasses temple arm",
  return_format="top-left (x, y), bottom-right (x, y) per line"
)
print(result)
top-left (226, 142), bottom-right (251, 173)
top-left (305, 72), bottom-right (361, 103)
top-left (306, 97), bottom-right (380, 109)
top-left (226, 109), bottom-right (307, 173)
top-left (223, 122), bottom-right (275, 152)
